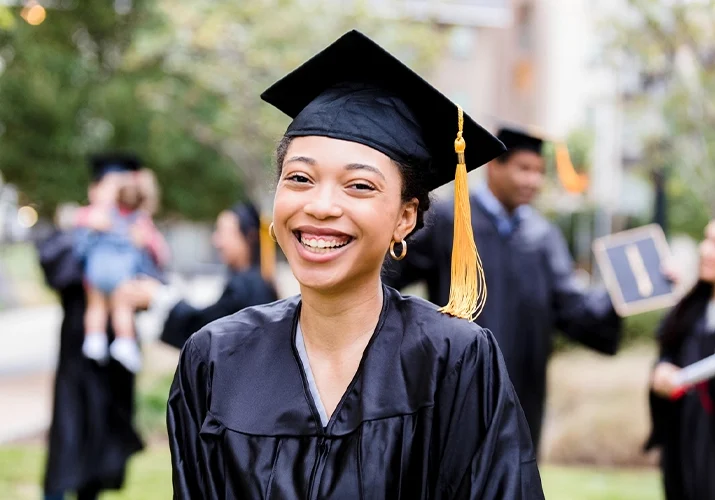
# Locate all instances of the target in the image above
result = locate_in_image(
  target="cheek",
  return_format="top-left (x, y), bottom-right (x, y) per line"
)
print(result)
top-left (272, 187), bottom-right (298, 225)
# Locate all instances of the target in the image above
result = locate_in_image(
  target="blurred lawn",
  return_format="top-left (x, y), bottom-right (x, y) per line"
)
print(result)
top-left (0, 242), bottom-right (56, 309)
top-left (0, 444), bottom-right (663, 499)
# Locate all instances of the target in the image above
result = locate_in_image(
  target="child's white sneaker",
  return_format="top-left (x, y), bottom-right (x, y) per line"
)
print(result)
top-left (82, 332), bottom-right (108, 363)
top-left (109, 338), bottom-right (142, 374)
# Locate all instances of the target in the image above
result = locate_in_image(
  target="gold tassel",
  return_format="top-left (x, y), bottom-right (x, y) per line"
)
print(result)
top-left (555, 142), bottom-right (589, 194)
top-left (438, 106), bottom-right (488, 321)
top-left (259, 215), bottom-right (276, 284)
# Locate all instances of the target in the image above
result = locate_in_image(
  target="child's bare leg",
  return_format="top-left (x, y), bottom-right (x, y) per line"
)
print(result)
top-left (82, 286), bottom-right (109, 361)
top-left (110, 291), bottom-right (135, 340)
top-left (108, 287), bottom-right (142, 373)
top-left (84, 286), bottom-right (108, 335)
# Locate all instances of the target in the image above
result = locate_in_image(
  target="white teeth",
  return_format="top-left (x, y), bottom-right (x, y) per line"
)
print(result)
top-left (299, 234), bottom-right (351, 252)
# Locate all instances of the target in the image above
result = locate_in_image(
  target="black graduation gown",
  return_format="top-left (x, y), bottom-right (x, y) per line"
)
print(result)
top-left (167, 286), bottom-right (544, 499)
top-left (160, 267), bottom-right (278, 350)
top-left (36, 229), bottom-right (143, 494)
top-left (645, 316), bottom-right (715, 500)
top-left (382, 197), bottom-right (622, 450)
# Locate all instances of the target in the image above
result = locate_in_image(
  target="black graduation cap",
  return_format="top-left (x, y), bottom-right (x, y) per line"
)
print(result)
top-left (88, 152), bottom-right (142, 182)
top-left (496, 127), bottom-right (544, 156)
top-left (261, 30), bottom-right (501, 321)
top-left (260, 30), bottom-right (506, 192)
top-left (592, 224), bottom-right (679, 317)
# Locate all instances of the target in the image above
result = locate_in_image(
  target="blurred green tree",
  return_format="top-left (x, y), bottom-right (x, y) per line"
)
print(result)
top-left (156, 0), bottom-right (446, 212)
top-left (0, 0), bottom-right (240, 219)
top-left (602, 0), bottom-right (715, 239)
top-left (0, 0), bottom-right (445, 220)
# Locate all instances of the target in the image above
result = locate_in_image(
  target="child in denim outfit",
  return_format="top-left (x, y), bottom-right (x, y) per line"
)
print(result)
top-left (74, 170), bottom-right (169, 372)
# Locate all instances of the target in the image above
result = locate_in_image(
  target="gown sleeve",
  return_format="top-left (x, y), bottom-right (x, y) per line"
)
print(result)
top-left (546, 225), bottom-right (622, 355)
top-left (381, 213), bottom-right (438, 290)
top-left (167, 336), bottom-right (215, 499)
top-left (160, 273), bottom-right (276, 350)
top-left (434, 329), bottom-right (545, 499)
top-left (36, 229), bottom-right (85, 292)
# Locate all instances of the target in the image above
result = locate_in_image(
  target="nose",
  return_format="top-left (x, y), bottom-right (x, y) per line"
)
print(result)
top-left (303, 185), bottom-right (343, 220)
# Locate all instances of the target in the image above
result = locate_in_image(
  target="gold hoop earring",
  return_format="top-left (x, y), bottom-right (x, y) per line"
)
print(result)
top-left (269, 223), bottom-right (277, 242)
top-left (390, 239), bottom-right (407, 261)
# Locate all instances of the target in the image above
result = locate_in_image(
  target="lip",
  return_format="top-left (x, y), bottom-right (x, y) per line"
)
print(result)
top-left (291, 225), bottom-right (355, 264)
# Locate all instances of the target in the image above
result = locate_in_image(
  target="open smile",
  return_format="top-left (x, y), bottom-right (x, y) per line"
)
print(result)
top-left (293, 231), bottom-right (355, 254)
top-left (292, 226), bottom-right (355, 256)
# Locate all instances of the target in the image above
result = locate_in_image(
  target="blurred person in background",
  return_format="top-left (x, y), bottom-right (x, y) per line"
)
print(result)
top-left (647, 219), bottom-right (715, 500)
top-left (36, 153), bottom-right (144, 500)
top-left (383, 127), bottom-right (623, 452)
top-left (114, 200), bottom-right (278, 350)
top-left (74, 168), bottom-right (169, 373)
top-left (76, 169), bottom-right (169, 373)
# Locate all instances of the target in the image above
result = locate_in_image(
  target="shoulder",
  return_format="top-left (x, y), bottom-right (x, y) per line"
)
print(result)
top-left (187, 296), bottom-right (299, 361)
top-left (429, 198), bottom-right (455, 223)
top-left (387, 289), bottom-right (496, 369)
top-left (520, 209), bottom-right (561, 244)
top-left (226, 268), bottom-right (278, 301)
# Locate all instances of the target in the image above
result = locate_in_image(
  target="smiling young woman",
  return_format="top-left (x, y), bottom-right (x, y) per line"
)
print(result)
top-left (167, 30), bottom-right (545, 499)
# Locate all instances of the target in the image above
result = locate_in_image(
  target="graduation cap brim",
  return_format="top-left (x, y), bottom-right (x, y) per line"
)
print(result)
top-left (496, 127), bottom-right (544, 155)
top-left (260, 30), bottom-right (506, 193)
top-left (89, 152), bottom-right (142, 181)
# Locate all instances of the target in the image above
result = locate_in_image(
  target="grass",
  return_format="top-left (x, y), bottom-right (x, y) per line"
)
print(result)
top-left (0, 444), bottom-right (663, 499)
top-left (0, 242), bottom-right (56, 309)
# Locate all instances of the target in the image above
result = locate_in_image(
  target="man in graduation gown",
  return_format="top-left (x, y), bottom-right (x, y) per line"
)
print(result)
top-left (383, 128), bottom-right (622, 451)
top-left (36, 154), bottom-right (144, 500)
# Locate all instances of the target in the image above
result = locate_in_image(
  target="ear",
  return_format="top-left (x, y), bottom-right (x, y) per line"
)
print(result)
top-left (393, 198), bottom-right (418, 242)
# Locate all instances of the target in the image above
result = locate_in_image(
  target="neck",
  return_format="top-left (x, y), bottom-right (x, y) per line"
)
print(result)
top-left (485, 179), bottom-right (516, 215)
top-left (299, 277), bottom-right (383, 354)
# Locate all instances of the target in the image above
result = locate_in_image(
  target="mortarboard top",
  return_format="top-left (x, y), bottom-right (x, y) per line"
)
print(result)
top-left (88, 152), bottom-right (142, 182)
top-left (260, 30), bottom-right (506, 193)
top-left (496, 127), bottom-right (544, 156)
top-left (261, 29), bottom-right (504, 321)
top-left (592, 224), bottom-right (679, 317)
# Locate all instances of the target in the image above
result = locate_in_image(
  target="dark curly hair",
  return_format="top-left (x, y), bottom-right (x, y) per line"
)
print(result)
top-left (274, 135), bottom-right (431, 237)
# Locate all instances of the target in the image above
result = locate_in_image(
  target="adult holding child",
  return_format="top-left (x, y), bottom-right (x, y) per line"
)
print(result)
top-left (37, 153), bottom-right (148, 500)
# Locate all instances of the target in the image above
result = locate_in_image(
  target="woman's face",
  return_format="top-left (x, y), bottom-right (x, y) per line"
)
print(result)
top-left (698, 238), bottom-right (715, 283)
top-left (273, 136), bottom-right (417, 294)
top-left (212, 211), bottom-right (250, 270)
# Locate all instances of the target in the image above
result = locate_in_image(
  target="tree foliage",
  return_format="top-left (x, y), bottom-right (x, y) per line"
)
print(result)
top-left (602, 0), bottom-right (715, 238)
top-left (157, 0), bottom-right (446, 212)
top-left (0, 1), bottom-right (240, 219)
top-left (0, 1), bottom-right (445, 220)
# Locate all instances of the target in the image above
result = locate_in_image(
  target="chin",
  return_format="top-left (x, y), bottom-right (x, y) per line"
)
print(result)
top-left (292, 266), bottom-right (345, 293)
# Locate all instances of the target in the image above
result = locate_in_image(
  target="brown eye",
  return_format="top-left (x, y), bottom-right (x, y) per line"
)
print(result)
top-left (287, 174), bottom-right (310, 183)
top-left (349, 182), bottom-right (376, 191)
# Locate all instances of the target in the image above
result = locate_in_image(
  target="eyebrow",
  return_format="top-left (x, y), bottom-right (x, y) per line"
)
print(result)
top-left (345, 163), bottom-right (386, 181)
top-left (285, 157), bottom-right (386, 181)
top-left (285, 156), bottom-right (316, 165)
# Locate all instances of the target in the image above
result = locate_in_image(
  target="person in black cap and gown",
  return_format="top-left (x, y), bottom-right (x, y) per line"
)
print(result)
top-left (112, 200), bottom-right (278, 350)
top-left (36, 153), bottom-right (144, 500)
top-left (383, 127), bottom-right (623, 452)
top-left (167, 30), bottom-right (544, 499)
top-left (645, 220), bottom-right (715, 500)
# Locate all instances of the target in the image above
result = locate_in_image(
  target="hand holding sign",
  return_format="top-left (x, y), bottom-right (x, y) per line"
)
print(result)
top-left (593, 224), bottom-right (680, 317)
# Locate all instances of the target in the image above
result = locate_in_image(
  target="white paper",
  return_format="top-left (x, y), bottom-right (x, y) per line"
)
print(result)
top-left (674, 352), bottom-right (715, 388)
